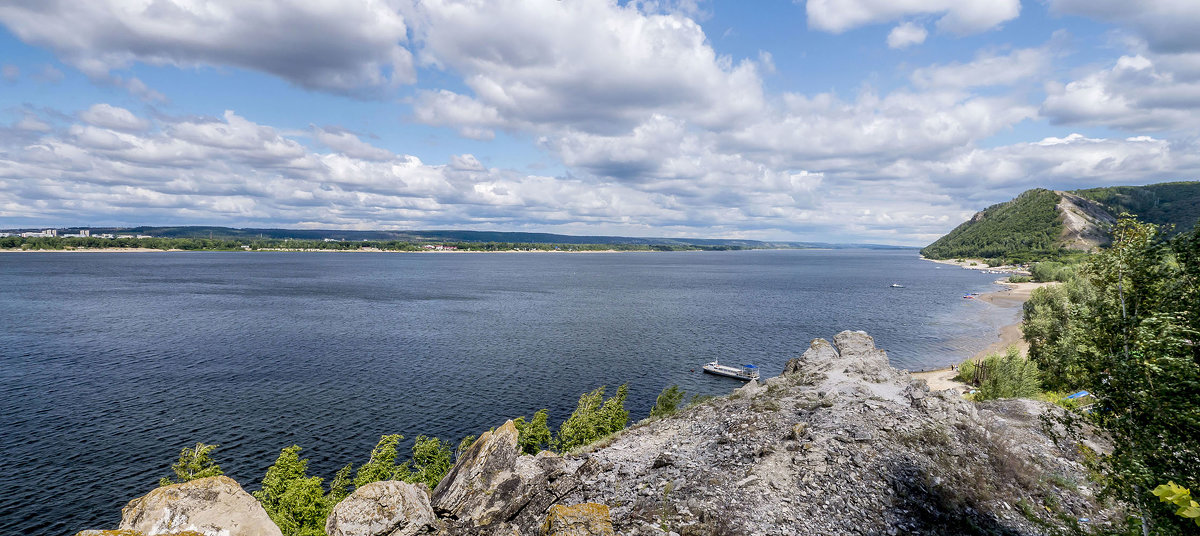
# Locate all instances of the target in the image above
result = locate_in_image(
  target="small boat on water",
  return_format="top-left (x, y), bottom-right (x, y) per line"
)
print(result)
top-left (703, 360), bottom-right (760, 381)
top-left (890, 283), bottom-right (904, 288)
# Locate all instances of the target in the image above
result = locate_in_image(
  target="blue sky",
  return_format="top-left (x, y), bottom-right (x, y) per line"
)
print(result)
top-left (1, 0), bottom-right (1198, 245)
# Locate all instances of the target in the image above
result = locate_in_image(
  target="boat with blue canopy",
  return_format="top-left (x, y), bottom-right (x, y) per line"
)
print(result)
top-left (702, 360), bottom-right (760, 381)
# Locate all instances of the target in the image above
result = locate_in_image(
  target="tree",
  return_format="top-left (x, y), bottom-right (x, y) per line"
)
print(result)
top-left (650, 385), bottom-right (686, 418)
top-left (160, 442), bottom-right (223, 487)
top-left (326, 463), bottom-right (354, 508)
top-left (1026, 216), bottom-right (1200, 533)
top-left (402, 435), bottom-right (453, 489)
top-left (513, 409), bottom-right (552, 454)
top-left (598, 384), bottom-right (630, 434)
top-left (253, 446), bottom-right (328, 536)
top-left (354, 434), bottom-right (404, 487)
top-left (554, 384), bottom-right (630, 452)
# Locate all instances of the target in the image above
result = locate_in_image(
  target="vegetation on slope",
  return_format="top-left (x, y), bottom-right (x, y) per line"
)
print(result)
top-left (1073, 181), bottom-right (1200, 235)
top-left (923, 181), bottom-right (1200, 262)
top-left (1018, 217), bottom-right (1200, 534)
top-left (921, 188), bottom-right (1065, 261)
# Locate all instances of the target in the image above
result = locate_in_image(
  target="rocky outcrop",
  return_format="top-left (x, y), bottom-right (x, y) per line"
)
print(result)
top-left (430, 420), bottom-right (595, 534)
top-left (76, 531), bottom-right (204, 536)
top-left (326, 480), bottom-right (439, 536)
top-left (539, 503), bottom-right (615, 536)
top-left (117, 476), bottom-right (280, 536)
top-left (1057, 191), bottom-right (1117, 251)
top-left (556, 330), bottom-right (1119, 535)
top-left (80, 330), bottom-right (1119, 536)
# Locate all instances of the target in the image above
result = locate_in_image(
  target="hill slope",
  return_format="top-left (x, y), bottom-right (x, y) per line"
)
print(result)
top-left (922, 181), bottom-right (1200, 260)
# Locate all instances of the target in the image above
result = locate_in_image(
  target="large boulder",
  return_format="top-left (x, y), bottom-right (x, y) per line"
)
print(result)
top-left (539, 503), bottom-right (614, 536)
top-left (431, 420), bottom-right (592, 534)
top-left (117, 476), bottom-right (281, 536)
top-left (325, 480), bottom-right (438, 536)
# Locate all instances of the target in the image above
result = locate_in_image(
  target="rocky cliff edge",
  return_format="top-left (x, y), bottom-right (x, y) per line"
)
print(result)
top-left (78, 331), bottom-right (1119, 536)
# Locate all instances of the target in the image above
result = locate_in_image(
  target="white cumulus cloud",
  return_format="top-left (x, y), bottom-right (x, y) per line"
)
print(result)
top-left (804, 0), bottom-right (1020, 35)
top-left (887, 22), bottom-right (927, 49)
top-left (0, 0), bottom-right (415, 96)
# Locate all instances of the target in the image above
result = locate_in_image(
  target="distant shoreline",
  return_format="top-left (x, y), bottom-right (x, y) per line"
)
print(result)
top-left (912, 257), bottom-right (1053, 392)
top-left (0, 247), bottom-right (702, 254)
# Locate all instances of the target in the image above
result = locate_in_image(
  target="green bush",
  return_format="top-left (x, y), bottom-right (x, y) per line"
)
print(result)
top-left (1008, 275), bottom-right (1032, 283)
top-left (254, 446), bottom-right (330, 536)
top-left (650, 385), bottom-right (686, 418)
top-left (513, 409), bottom-right (552, 454)
top-left (1030, 261), bottom-right (1076, 282)
top-left (159, 442), bottom-right (223, 486)
top-left (354, 434), bottom-right (404, 487)
top-left (553, 384), bottom-right (629, 452)
top-left (969, 347), bottom-right (1041, 401)
top-left (403, 435), bottom-right (453, 489)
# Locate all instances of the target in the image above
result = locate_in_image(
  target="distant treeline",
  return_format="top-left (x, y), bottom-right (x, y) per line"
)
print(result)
top-left (0, 235), bottom-right (747, 252)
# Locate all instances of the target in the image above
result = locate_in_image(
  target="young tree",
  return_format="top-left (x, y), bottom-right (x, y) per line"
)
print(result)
top-left (253, 446), bottom-right (328, 536)
top-left (650, 385), bottom-right (686, 418)
top-left (598, 384), bottom-right (630, 434)
top-left (553, 384), bottom-right (631, 452)
top-left (354, 434), bottom-right (404, 488)
top-left (402, 435), bottom-right (453, 489)
top-left (159, 442), bottom-right (223, 486)
top-left (513, 409), bottom-right (552, 454)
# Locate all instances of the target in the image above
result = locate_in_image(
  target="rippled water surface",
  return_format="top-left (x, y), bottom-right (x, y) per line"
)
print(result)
top-left (0, 249), bottom-right (1014, 535)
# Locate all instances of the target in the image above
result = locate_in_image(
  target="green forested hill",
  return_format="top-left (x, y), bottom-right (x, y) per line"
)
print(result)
top-left (1073, 181), bottom-right (1200, 233)
top-left (921, 189), bottom-right (1064, 260)
top-left (921, 181), bottom-right (1200, 261)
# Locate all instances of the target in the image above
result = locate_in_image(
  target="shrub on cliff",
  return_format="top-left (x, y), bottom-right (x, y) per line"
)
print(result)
top-left (513, 409), bottom-right (552, 454)
top-left (403, 435), bottom-right (453, 489)
top-left (973, 347), bottom-right (1041, 401)
top-left (354, 434), bottom-right (405, 487)
top-left (353, 433), bottom-right (453, 490)
top-left (159, 442), bottom-right (223, 486)
top-left (254, 445), bottom-right (332, 536)
top-left (650, 385), bottom-right (686, 418)
top-left (554, 384), bottom-right (629, 452)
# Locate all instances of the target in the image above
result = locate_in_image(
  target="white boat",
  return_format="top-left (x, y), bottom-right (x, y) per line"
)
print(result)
top-left (703, 361), bottom-right (760, 381)
top-left (890, 283), bottom-right (904, 288)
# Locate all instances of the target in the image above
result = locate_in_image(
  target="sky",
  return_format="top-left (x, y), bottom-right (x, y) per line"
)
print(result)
top-left (1, 1), bottom-right (1198, 245)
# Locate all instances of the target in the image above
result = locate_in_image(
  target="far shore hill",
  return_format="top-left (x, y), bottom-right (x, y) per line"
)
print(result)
top-left (0, 225), bottom-right (913, 251)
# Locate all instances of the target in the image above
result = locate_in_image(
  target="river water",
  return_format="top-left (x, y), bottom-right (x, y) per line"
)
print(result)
top-left (0, 249), bottom-right (1015, 535)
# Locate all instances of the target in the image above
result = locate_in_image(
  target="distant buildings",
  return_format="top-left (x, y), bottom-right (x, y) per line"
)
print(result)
top-left (1, 229), bottom-right (142, 240)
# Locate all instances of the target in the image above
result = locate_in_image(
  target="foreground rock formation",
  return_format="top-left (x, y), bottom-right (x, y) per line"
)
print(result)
top-left (78, 476), bottom-right (281, 536)
top-left (78, 331), bottom-right (1119, 535)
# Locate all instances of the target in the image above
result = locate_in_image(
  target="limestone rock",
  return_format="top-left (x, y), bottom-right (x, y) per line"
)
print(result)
top-left (431, 420), bottom-right (586, 534)
top-left (76, 532), bottom-right (204, 536)
top-left (539, 503), bottom-right (615, 536)
top-left (733, 379), bottom-right (763, 398)
top-left (118, 476), bottom-right (281, 536)
top-left (325, 480), bottom-right (438, 536)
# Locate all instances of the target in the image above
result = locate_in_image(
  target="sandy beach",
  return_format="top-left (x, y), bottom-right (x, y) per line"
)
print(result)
top-left (912, 279), bottom-right (1054, 393)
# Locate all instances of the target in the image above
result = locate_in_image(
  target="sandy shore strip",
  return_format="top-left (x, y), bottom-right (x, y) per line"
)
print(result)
top-left (911, 279), bottom-right (1054, 393)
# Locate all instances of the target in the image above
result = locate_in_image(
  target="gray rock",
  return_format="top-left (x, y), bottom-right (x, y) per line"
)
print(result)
top-left (118, 475), bottom-right (281, 536)
top-left (431, 420), bottom-right (589, 534)
top-left (325, 480), bottom-right (438, 536)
